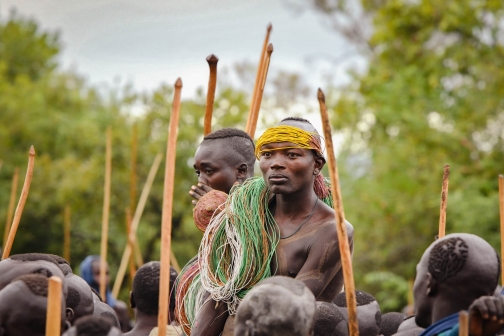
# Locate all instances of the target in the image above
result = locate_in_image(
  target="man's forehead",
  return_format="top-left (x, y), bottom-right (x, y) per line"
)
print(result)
top-left (278, 119), bottom-right (318, 133)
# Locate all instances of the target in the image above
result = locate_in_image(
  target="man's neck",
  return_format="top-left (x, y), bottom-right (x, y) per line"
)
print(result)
top-left (129, 311), bottom-right (158, 335)
top-left (274, 189), bottom-right (318, 218)
top-left (431, 296), bottom-right (472, 325)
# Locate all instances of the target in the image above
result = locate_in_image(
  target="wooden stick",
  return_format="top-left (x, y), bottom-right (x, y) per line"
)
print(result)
top-left (112, 153), bottom-right (163, 298)
top-left (3, 167), bottom-right (19, 249)
top-left (126, 208), bottom-right (136, 283)
top-left (130, 123), bottom-right (138, 215)
top-left (458, 311), bottom-right (469, 336)
top-left (247, 43), bottom-right (274, 138)
top-left (246, 24), bottom-right (272, 134)
top-left (318, 89), bottom-right (359, 336)
top-left (499, 175), bottom-right (504, 285)
top-left (438, 164), bottom-right (450, 239)
top-left (63, 205), bottom-right (71, 263)
top-left (100, 127), bottom-right (112, 301)
top-left (2, 147), bottom-right (35, 260)
top-left (158, 78), bottom-right (183, 334)
top-left (204, 54), bottom-right (219, 136)
top-left (133, 236), bottom-right (144, 267)
top-left (170, 249), bottom-right (181, 273)
top-left (45, 276), bottom-right (63, 336)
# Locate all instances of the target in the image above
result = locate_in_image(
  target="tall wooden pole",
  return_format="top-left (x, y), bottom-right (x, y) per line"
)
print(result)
top-left (112, 153), bottom-right (163, 298)
top-left (130, 123), bottom-right (138, 215)
top-left (438, 164), bottom-right (450, 239)
top-left (45, 276), bottom-right (63, 336)
top-left (246, 24), bottom-right (272, 134)
top-left (247, 43), bottom-right (274, 138)
top-left (2, 147), bottom-right (35, 260)
top-left (63, 205), bottom-right (71, 263)
top-left (458, 311), bottom-right (469, 336)
top-left (499, 175), bottom-right (504, 285)
top-left (3, 167), bottom-right (19, 249)
top-left (158, 78), bottom-right (182, 334)
top-left (100, 127), bottom-right (112, 301)
top-left (204, 54), bottom-right (219, 136)
top-left (318, 89), bottom-right (359, 336)
top-left (126, 208), bottom-right (136, 282)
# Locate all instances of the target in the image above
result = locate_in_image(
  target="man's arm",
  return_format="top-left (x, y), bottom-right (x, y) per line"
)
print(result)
top-left (295, 220), bottom-right (353, 301)
top-left (190, 297), bottom-right (229, 336)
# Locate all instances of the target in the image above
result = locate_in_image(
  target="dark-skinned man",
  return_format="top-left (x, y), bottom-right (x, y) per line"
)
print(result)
top-left (186, 117), bottom-right (354, 336)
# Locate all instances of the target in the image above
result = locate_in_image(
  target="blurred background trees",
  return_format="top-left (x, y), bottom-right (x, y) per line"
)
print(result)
top-left (1, 0), bottom-right (504, 311)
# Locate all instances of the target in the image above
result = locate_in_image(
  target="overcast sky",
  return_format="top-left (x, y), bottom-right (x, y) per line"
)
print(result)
top-left (0, 0), bottom-right (363, 99)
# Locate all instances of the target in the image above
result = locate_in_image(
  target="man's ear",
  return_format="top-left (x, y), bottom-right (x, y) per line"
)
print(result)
top-left (237, 163), bottom-right (248, 180)
top-left (426, 272), bottom-right (438, 297)
top-left (130, 291), bottom-right (136, 308)
top-left (65, 307), bottom-right (74, 323)
top-left (314, 157), bottom-right (325, 172)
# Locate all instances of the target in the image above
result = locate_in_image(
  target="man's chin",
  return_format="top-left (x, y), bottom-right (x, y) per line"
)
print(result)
top-left (268, 184), bottom-right (291, 195)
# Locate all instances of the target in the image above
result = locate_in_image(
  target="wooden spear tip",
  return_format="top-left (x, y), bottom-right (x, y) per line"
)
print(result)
top-left (175, 78), bottom-right (183, 88)
top-left (29, 146), bottom-right (35, 156)
top-left (267, 43), bottom-right (274, 53)
top-left (49, 275), bottom-right (62, 283)
top-left (317, 88), bottom-right (326, 103)
top-left (443, 164), bottom-right (450, 176)
top-left (499, 174), bottom-right (503, 179)
top-left (206, 54), bottom-right (219, 63)
top-left (267, 23), bottom-right (272, 32)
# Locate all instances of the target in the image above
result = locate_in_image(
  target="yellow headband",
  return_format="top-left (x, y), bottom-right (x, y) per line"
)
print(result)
top-left (255, 125), bottom-right (324, 160)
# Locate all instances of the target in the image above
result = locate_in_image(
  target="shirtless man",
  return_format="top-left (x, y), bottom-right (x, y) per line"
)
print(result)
top-left (190, 117), bottom-right (354, 336)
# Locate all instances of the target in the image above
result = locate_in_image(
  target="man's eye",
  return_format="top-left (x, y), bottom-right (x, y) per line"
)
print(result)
top-left (195, 171), bottom-right (200, 176)
top-left (261, 151), bottom-right (271, 157)
top-left (287, 152), bottom-right (299, 158)
top-left (205, 169), bottom-right (212, 174)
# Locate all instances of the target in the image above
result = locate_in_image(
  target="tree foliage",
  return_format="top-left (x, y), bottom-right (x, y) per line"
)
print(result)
top-left (313, 0), bottom-right (504, 310)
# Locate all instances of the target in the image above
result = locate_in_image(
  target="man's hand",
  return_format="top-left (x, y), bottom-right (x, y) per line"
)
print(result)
top-left (189, 183), bottom-right (214, 205)
top-left (469, 295), bottom-right (504, 336)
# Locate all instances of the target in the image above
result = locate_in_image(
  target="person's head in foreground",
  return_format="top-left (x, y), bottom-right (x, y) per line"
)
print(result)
top-left (314, 301), bottom-right (349, 336)
top-left (234, 276), bottom-right (316, 336)
top-left (380, 312), bottom-right (406, 336)
top-left (193, 128), bottom-right (255, 193)
top-left (66, 273), bottom-right (95, 325)
top-left (0, 253), bottom-right (67, 294)
top-left (256, 117), bottom-right (329, 199)
top-left (334, 290), bottom-right (381, 336)
top-left (90, 289), bottom-right (121, 329)
top-left (0, 274), bottom-right (66, 336)
top-left (413, 233), bottom-right (500, 328)
top-left (62, 315), bottom-right (122, 336)
top-left (124, 261), bottom-right (179, 336)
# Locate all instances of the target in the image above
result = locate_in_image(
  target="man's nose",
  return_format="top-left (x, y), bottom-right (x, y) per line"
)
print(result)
top-left (198, 174), bottom-right (208, 185)
top-left (270, 155), bottom-right (285, 170)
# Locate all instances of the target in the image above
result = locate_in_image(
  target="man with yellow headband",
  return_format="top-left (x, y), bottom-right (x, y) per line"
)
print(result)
top-left (184, 117), bottom-right (354, 336)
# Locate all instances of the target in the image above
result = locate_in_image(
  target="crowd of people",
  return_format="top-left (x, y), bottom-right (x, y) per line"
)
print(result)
top-left (1, 117), bottom-right (504, 336)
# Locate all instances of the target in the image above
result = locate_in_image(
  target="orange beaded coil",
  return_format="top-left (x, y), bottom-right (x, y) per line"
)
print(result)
top-left (193, 189), bottom-right (228, 232)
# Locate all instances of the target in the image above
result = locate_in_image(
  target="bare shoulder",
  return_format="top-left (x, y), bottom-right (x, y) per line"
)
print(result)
top-left (314, 202), bottom-right (354, 241)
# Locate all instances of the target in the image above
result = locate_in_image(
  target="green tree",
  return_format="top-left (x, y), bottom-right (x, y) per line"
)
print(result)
top-left (311, 0), bottom-right (504, 310)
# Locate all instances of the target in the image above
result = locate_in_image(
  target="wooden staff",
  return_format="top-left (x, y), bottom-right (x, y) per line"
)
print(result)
top-left (204, 54), bottom-right (219, 136)
top-left (246, 24), bottom-right (272, 134)
top-left (499, 175), bottom-right (504, 285)
top-left (130, 123), bottom-right (138, 215)
top-left (247, 43), bottom-right (274, 138)
top-left (100, 127), bottom-right (112, 301)
top-left (458, 311), bottom-right (469, 336)
top-left (2, 147), bottom-right (35, 260)
top-left (126, 208), bottom-right (136, 282)
top-left (45, 276), bottom-right (63, 336)
top-left (63, 205), bottom-right (71, 263)
top-left (438, 164), bottom-right (450, 239)
top-left (112, 153), bottom-right (163, 298)
top-left (3, 167), bottom-right (19, 249)
top-left (318, 89), bottom-right (359, 336)
top-left (158, 78), bottom-right (182, 335)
